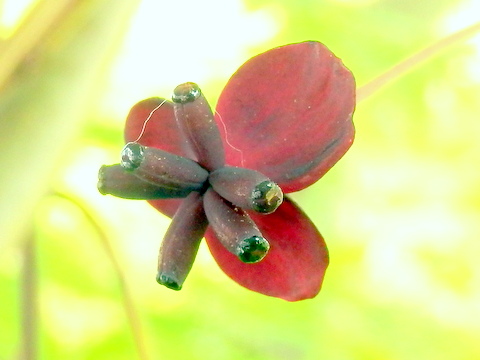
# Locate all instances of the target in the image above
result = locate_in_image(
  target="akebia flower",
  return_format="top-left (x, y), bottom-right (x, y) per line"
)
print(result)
top-left (98, 41), bottom-right (355, 301)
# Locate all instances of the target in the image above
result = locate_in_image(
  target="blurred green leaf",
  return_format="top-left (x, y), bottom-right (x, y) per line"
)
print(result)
top-left (0, 0), bottom-right (140, 245)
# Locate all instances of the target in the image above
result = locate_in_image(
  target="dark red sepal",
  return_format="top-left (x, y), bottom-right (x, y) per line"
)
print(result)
top-left (205, 196), bottom-right (329, 301)
top-left (148, 198), bottom-right (183, 219)
top-left (215, 41), bottom-right (355, 193)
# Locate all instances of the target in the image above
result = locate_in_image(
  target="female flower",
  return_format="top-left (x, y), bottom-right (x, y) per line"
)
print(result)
top-left (98, 41), bottom-right (355, 301)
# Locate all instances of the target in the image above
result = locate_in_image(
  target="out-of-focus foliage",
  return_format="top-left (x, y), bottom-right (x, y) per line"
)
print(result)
top-left (1, 0), bottom-right (479, 359)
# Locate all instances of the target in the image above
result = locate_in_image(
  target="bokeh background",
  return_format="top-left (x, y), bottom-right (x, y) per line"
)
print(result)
top-left (1, 0), bottom-right (479, 359)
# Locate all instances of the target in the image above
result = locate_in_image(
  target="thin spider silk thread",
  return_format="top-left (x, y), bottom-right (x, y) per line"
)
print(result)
top-left (215, 110), bottom-right (245, 167)
top-left (132, 99), bottom-right (168, 143)
top-left (130, 98), bottom-right (244, 166)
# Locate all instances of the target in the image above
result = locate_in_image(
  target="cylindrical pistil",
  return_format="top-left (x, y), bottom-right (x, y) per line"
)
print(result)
top-left (97, 164), bottom-right (192, 199)
top-left (157, 191), bottom-right (208, 290)
top-left (172, 82), bottom-right (225, 171)
top-left (203, 188), bottom-right (269, 263)
top-left (120, 142), bottom-right (208, 191)
top-left (209, 166), bottom-right (283, 214)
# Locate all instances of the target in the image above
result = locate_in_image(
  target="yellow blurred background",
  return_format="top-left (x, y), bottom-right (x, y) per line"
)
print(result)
top-left (1, 0), bottom-right (479, 359)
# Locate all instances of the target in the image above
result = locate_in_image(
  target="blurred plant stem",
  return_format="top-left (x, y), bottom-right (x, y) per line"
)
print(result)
top-left (53, 191), bottom-right (151, 360)
top-left (0, 0), bottom-right (140, 245)
top-left (20, 227), bottom-right (37, 360)
top-left (357, 20), bottom-right (480, 102)
top-left (0, 0), bottom-right (79, 90)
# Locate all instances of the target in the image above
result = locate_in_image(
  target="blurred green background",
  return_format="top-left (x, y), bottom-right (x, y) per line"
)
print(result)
top-left (1, 0), bottom-right (479, 359)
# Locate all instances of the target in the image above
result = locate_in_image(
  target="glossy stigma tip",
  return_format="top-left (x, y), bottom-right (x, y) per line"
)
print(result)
top-left (172, 82), bottom-right (201, 104)
top-left (156, 273), bottom-right (182, 291)
top-left (121, 142), bottom-right (145, 171)
top-left (237, 235), bottom-right (270, 263)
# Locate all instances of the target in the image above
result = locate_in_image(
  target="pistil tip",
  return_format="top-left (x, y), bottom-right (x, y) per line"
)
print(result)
top-left (121, 142), bottom-right (145, 171)
top-left (251, 181), bottom-right (283, 214)
top-left (237, 235), bottom-right (270, 263)
top-left (156, 272), bottom-right (182, 291)
top-left (97, 165), bottom-right (109, 195)
top-left (172, 82), bottom-right (201, 104)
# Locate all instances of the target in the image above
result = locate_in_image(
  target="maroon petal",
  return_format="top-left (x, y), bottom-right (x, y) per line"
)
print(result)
top-left (215, 41), bottom-right (355, 193)
top-left (124, 97), bottom-right (192, 158)
top-left (205, 197), bottom-right (328, 301)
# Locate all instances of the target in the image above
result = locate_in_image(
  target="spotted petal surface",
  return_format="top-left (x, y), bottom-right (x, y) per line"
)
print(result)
top-left (215, 41), bottom-right (355, 193)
